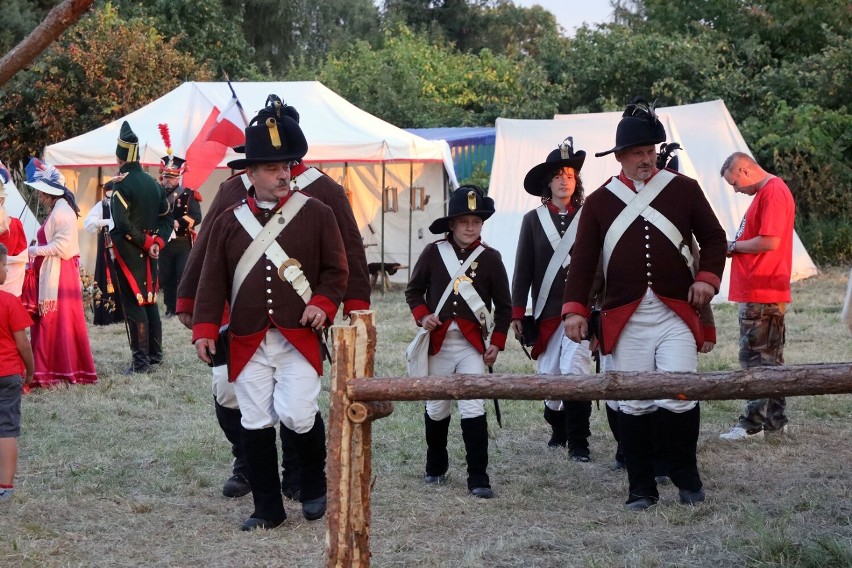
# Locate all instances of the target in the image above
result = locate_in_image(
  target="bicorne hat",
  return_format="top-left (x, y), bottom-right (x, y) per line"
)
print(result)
top-left (227, 96), bottom-right (306, 169)
top-left (428, 184), bottom-right (495, 235)
top-left (595, 98), bottom-right (666, 157)
top-left (523, 137), bottom-right (586, 196)
top-left (116, 121), bottom-right (140, 162)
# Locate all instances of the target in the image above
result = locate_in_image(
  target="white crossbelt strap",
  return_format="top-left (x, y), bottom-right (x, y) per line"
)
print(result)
top-left (437, 241), bottom-right (493, 336)
top-left (292, 167), bottom-right (323, 190)
top-left (602, 170), bottom-right (694, 276)
top-left (231, 192), bottom-right (311, 307)
top-left (533, 206), bottom-right (582, 320)
top-left (535, 205), bottom-right (561, 249)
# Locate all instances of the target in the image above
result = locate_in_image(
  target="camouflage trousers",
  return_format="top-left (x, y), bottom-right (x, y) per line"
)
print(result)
top-left (737, 302), bottom-right (788, 432)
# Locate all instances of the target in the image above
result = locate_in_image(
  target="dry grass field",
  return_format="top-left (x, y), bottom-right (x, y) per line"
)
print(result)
top-left (1, 267), bottom-right (850, 567)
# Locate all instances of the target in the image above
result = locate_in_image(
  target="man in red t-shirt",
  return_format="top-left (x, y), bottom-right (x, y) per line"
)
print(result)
top-left (718, 152), bottom-right (795, 441)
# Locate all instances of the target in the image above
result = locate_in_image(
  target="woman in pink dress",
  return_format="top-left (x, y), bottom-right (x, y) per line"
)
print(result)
top-left (25, 158), bottom-right (97, 387)
top-left (0, 161), bottom-right (29, 297)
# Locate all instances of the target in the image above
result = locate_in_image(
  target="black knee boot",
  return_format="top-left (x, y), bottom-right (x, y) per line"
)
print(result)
top-left (460, 414), bottom-right (493, 498)
top-left (424, 412), bottom-right (450, 482)
top-left (279, 425), bottom-right (302, 501)
top-left (543, 405), bottom-right (568, 448)
top-left (214, 399), bottom-right (250, 498)
top-left (287, 412), bottom-right (327, 521)
top-left (606, 404), bottom-right (625, 469)
top-left (125, 320), bottom-right (150, 373)
top-left (658, 405), bottom-right (704, 504)
top-left (148, 319), bottom-right (163, 365)
top-left (241, 427), bottom-right (286, 530)
top-left (564, 400), bottom-right (592, 461)
top-left (618, 411), bottom-right (659, 507)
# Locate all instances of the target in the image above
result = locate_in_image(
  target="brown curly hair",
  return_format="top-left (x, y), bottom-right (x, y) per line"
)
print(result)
top-left (541, 167), bottom-right (584, 209)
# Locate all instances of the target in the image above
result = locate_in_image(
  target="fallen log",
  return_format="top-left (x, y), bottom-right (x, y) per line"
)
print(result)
top-left (347, 363), bottom-right (852, 402)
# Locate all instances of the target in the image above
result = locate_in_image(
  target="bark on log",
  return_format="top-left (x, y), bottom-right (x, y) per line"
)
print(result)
top-left (348, 401), bottom-right (394, 424)
top-left (0, 0), bottom-right (95, 87)
top-left (326, 325), bottom-right (356, 568)
top-left (347, 363), bottom-right (852, 402)
top-left (350, 310), bottom-right (377, 378)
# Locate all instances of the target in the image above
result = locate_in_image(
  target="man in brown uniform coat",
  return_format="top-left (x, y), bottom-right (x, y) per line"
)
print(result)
top-left (177, 97), bottom-right (370, 501)
top-left (193, 106), bottom-right (348, 530)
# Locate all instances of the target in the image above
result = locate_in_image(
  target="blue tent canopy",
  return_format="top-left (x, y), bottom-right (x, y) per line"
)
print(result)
top-left (407, 127), bottom-right (496, 183)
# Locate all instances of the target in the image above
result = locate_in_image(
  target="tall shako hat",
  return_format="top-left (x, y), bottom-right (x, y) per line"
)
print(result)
top-left (158, 123), bottom-right (187, 178)
top-left (523, 136), bottom-right (586, 196)
top-left (227, 95), bottom-right (307, 169)
top-left (116, 121), bottom-right (140, 162)
top-left (595, 98), bottom-right (666, 157)
top-left (428, 184), bottom-right (495, 235)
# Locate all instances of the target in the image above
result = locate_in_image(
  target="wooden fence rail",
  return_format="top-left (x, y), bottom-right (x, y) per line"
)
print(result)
top-left (326, 311), bottom-right (852, 567)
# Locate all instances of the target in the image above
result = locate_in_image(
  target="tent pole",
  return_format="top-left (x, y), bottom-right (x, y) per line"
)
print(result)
top-left (408, 160), bottom-right (413, 281)
top-left (380, 162), bottom-right (386, 294)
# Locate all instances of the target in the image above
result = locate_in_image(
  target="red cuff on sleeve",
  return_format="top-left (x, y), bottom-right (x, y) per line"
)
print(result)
top-left (176, 297), bottom-right (195, 315)
top-left (143, 234), bottom-right (156, 251)
top-left (702, 325), bottom-right (717, 344)
top-left (308, 295), bottom-right (339, 323)
top-left (343, 299), bottom-right (370, 316)
top-left (192, 322), bottom-right (220, 343)
top-left (561, 301), bottom-right (590, 319)
top-left (490, 331), bottom-right (507, 350)
top-left (512, 306), bottom-right (527, 320)
top-left (411, 304), bottom-right (431, 326)
top-left (695, 270), bottom-right (721, 293)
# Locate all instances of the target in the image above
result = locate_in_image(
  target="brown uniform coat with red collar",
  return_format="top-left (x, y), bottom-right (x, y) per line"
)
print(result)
top-left (176, 167), bottom-right (370, 317)
top-left (406, 238), bottom-right (512, 354)
top-left (562, 170), bottom-right (726, 354)
top-left (191, 193), bottom-right (348, 379)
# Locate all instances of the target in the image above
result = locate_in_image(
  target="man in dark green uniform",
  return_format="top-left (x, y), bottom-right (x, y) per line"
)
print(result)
top-left (110, 121), bottom-right (172, 373)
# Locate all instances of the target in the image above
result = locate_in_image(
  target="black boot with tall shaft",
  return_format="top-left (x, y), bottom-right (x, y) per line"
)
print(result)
top-left (241, 427), bottom-right (286, 530)
top-left (214, 399), bottom-right (250, 498)
top-left (424, 412), bottom-right (450, 481)
top-left (287, 413), bottom-right (328, 520)
top-left (461, 414), bottom-right (493, 498)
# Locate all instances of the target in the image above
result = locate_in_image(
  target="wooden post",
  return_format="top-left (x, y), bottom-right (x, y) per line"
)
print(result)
top-left (327, 311), bottom-right (390, 568)
top-left (326, 325), bottom-right (356, 568)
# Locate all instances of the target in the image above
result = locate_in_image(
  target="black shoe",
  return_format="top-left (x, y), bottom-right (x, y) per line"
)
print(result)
top-left (569, 447), bottom-right (590, 463)
top-left (124, 364), bottom-right (151, 375)
top-left (625, 497), bottom-right (656, 511)
top-left (470, 487), bottom-right (494, 499)
top-left (302, 495), bottom-right (327, 521)
top-left (240, 516), bottom-right (285, 531)
top-left (678, 488), bottom-right (705, 505)
top-left (655, 475), bottom-right (671, 486)
top-left (424, 474), bottom-right (447, 484)
top-left (223, 473), bottom-right (251, 498)
top-left (281, 481), bottom-right (301, 501)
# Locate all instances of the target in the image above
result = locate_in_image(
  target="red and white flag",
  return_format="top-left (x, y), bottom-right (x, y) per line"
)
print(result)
top-left (206, 95), bottom-right (247, 148)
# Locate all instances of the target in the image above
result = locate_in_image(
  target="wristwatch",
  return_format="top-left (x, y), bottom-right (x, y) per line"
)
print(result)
top-left (727, 241), bottom-right (737, 254)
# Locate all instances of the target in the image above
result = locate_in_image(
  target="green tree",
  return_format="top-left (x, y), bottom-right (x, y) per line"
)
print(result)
top-left (0, 4), bottom-right (212, 167)
top-left (310, 25), bottom-right (557, 127)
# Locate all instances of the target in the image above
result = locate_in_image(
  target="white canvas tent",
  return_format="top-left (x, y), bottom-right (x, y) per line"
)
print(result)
top-left (2, 177), bottom-right (39, 243)
top-left (43, 81), bottom-right (458, 281)
top-left (482, 100), bottom-right (817, 302)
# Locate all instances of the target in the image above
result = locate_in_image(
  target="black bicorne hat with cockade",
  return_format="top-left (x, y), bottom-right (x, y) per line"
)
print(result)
top-left (523, 136), bottom-right (586, 196)
top-left (226, 95), bottom-right (307, 170)
top-left (596, 98), bottom-right (667, 157)
top-left (428, 184), bottom-right (495, 234)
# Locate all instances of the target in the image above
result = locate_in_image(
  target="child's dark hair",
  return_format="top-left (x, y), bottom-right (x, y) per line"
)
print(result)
top-left (0, 242), bottom-right (7, 259)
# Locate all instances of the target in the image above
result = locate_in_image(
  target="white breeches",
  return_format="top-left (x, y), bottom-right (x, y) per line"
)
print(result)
top-left (537, 327), bottom-right (592, 411)
top-left (233, 329), bottom-right (321, 433)
top-left (426, 328), bottom-right (485, 420)
top-left (610, 289), bottom-right (697, 416)
top-left (211, 364), bottom-right (239, 409)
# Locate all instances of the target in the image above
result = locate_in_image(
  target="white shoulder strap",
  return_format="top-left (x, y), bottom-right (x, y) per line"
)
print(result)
top-left (535, 205), bottom-right (561, 250)
top-left (437, 241), bottom-right (493, 334)
top-left (602, 170), bottom-right (681, 275)
top-left (231, 192), bottom-right (311, 307)
top-left (534, 207), bottom-right (582, 320)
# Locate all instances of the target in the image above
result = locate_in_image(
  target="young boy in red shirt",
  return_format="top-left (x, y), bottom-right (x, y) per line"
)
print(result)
top-left (0, 243), bottom-right (34, 502)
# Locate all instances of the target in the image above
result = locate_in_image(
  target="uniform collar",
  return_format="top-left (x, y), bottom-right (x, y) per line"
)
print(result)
top-left (448, 234), bottom-right (482, 253)
top-left (618, 167), bottom-right (660, 192)
top-left (246, 189), bottom-right (294, 214)
top-left (545, 201), bottom-right (576, 215)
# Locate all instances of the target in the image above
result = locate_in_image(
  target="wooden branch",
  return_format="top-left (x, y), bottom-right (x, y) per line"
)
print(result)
top-left (347, 363), bottom-right (852, 402)
top-left (347, 401), bottom-right (394, 424)
top-left (349, 310), bottom-right (377, 378)
top-left (0, 0), bottom-right (95, 87)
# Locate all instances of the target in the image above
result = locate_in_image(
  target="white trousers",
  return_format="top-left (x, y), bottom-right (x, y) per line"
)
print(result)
top-left (233, 329), bottom-right (321, 433)
top-left (426, 328), bottom-right (485, 420)
top-left (537, 327), bottom-right (592, 411)
top-left (211, 364), bottom-right (239, 409)
top-left (610, 289), bottom-right (697, 416)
